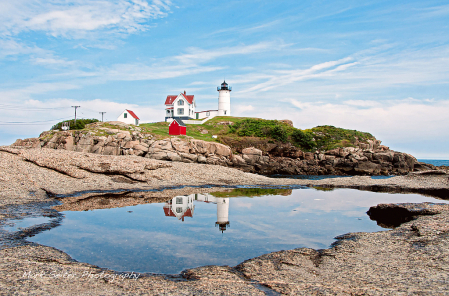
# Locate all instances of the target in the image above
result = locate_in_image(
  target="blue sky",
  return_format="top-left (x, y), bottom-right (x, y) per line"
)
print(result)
top-left (1, 0), bottom-right (448, 158)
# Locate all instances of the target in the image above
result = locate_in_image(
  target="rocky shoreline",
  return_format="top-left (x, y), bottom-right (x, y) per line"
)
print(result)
top-left (1, 146), bottom-right (449, 295)
top-left (13, 121), bottom-right (440, 177)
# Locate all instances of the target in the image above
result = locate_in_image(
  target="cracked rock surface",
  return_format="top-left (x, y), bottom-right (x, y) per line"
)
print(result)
top-left (1, 146), bottom-right (449, 295)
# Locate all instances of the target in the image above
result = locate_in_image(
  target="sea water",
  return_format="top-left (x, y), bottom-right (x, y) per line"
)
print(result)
top-left (418, 159), bottom-right (449, 166)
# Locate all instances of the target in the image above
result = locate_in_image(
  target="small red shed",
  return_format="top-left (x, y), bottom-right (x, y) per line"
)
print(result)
top-left (169, 118), bottom-right (186, 135)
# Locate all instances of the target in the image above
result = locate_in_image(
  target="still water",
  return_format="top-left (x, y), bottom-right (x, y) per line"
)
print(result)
top-left (10, 187), bottom-right (449, 274)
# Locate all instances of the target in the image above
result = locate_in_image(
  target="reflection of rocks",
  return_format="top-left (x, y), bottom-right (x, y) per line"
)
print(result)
top-left (52, 188), bottom-right (237, 212)
top-left (367, 203), bottom-right (438, 228)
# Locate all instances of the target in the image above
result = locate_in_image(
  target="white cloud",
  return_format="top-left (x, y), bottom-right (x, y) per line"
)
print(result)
top-left (173, 42), bottom-right (282, 66)
top-left (233, 105), bottom-right (255, 115)
top-left (343, 100), bottom-right (380, 107)
top-left (0, 38), bottom-right (48, 59)
top-left (0, 82), bottom-right (81, 102)
top-left (238, 56), bottom-right (359, 94)
top-left (0, 0), bottom-right (172, 38)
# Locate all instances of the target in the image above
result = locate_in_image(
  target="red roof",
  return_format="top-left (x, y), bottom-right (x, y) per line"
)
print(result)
top-left (126, 109), bottom-right (139, 120)
top-left (165, 93), bottom-right (194, 105)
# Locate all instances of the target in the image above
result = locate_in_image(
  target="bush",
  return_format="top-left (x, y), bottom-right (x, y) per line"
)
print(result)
top-left (228, 118), bottom-right (290, 142)
top-left (227, 119), bottom-right (375, 151)
top-left (291, 129), bottom-right (315, 150)
top-left (51, 119), bottom-right (99, 131)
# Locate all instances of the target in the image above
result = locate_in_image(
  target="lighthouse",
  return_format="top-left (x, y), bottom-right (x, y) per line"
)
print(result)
top-left (217, 80), bottom-right (231, 116)
top-left (215, 197), bottom-right (230, 233)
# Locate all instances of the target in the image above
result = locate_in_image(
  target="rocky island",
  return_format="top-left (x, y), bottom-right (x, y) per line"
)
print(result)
top-left (1, 119), bottom-right (449, 295)
top-left (13, 118), bottom-right (438, 176)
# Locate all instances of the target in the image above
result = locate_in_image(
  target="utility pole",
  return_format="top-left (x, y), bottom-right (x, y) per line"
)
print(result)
top-left (71, 106), bottom-right (80, 125)
top-left (99, 112), bottom-right (106, 122)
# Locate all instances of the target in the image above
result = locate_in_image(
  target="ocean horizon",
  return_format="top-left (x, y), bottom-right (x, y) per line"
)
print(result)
top-left (417, 159), bottom-right (449, 166)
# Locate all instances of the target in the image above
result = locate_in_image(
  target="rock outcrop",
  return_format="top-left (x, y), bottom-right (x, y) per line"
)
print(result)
top-left (13, 122), bottom-right (436, 176)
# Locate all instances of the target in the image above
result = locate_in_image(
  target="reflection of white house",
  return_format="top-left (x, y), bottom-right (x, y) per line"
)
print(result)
top-left (117, 109), bottom-right (140, 126)
top-left (163, 195), bottom-right (195, 222)
top-left (163, 193), bottom-right (230, 232)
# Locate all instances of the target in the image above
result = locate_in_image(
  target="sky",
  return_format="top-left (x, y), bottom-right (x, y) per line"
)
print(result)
top-left (0, 0), bottom-right (448, 158)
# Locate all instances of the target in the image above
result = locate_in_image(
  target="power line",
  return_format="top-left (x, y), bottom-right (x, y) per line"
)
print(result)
top-left (0, 116), bottom-right (73, 125)
top-left (0, 104), bottom-right (71, 111)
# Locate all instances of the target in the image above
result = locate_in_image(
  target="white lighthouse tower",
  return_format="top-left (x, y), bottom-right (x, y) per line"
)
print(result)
top-left (215, 197), bottom-right (230, 233)
top-left (217, 80), bottom-right (231, 116)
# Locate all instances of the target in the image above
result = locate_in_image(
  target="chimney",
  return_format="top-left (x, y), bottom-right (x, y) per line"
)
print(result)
top-left (184, 90), bottom-right (186, 95)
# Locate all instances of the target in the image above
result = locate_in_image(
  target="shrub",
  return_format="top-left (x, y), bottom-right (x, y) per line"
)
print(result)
top-left (228, 118), bottom-right (289, 142)
top-left (51, 119), bottom-right (99, 131)
top-left (291, 129), bottom-right (315, 150)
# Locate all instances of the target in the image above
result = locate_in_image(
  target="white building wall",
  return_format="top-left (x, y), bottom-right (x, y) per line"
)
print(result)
top-left (196, 110), bottom-right (218, 120)
top-left (218, 90), bottom-right (231, 116)
top-left (170, 195), bottom-right (195, 220)
top-left (172, 94), bottom-right (195, 119)
top-left (117, 110), bottom-right (139, 125)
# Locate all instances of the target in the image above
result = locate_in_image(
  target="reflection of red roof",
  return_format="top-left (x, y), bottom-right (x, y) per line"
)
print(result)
top-left (163, 206), bottom-right (193, 221)
top-left (183, 208), bottom-right (193, 218)
top-left (126, 109), bottom-right (139, 120)
top-left (163, 206), bottom-right (176, 217)
top-left (165, 93), bottom-right (194, 105)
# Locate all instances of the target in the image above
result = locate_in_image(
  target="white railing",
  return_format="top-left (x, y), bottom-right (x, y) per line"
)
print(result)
top-left (184, 116), bottom-right (215, 125)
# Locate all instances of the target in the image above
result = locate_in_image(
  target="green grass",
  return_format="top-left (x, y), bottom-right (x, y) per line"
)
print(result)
top-left (44, 117), bottom-right (377, 152)
top-left (209, 188), bottom-right (292, 197)
top-left (139, 117), bottom-right (245, 142)
top-left (305, 125), bottom-right (375, 151)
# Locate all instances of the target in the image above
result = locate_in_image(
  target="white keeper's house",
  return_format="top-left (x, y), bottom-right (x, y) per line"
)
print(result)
top-left (165, 80), bottom-right (232, 122)
top-left (117, 109), bottom-right (140, 126)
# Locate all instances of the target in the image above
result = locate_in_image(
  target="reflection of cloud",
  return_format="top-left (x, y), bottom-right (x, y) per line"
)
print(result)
top-left (231, 201), bottom-right (253, 209)
top-left (236, 219), bottom-right (324, 249)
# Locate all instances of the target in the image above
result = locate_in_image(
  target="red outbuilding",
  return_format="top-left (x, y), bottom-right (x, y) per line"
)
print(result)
top-left (169, 118), bottom-right (186, 135)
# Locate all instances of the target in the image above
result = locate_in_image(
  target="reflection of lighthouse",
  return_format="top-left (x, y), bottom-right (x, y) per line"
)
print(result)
top-left (215, 198), bottom-right (230, 233)
top-left (163, 193), bottom-right (231, 232)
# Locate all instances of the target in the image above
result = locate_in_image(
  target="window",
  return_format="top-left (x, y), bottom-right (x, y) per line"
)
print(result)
top-left (224, 110), bottom-right (227, 115)
top-left (178, 108), bottom-right (184, 115)
top-left (178, 100), bottom-right (184, 105)
top-left (176, 197), bottom-right (183, 204)
top-left (167, 110), bottom-right (170, 114)
top-left (124, 113), bottom-right (127, 118)
top-left (206, 111), bottom-right (210, 116)
top-left (176, 207), bottom-right (183, 213)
